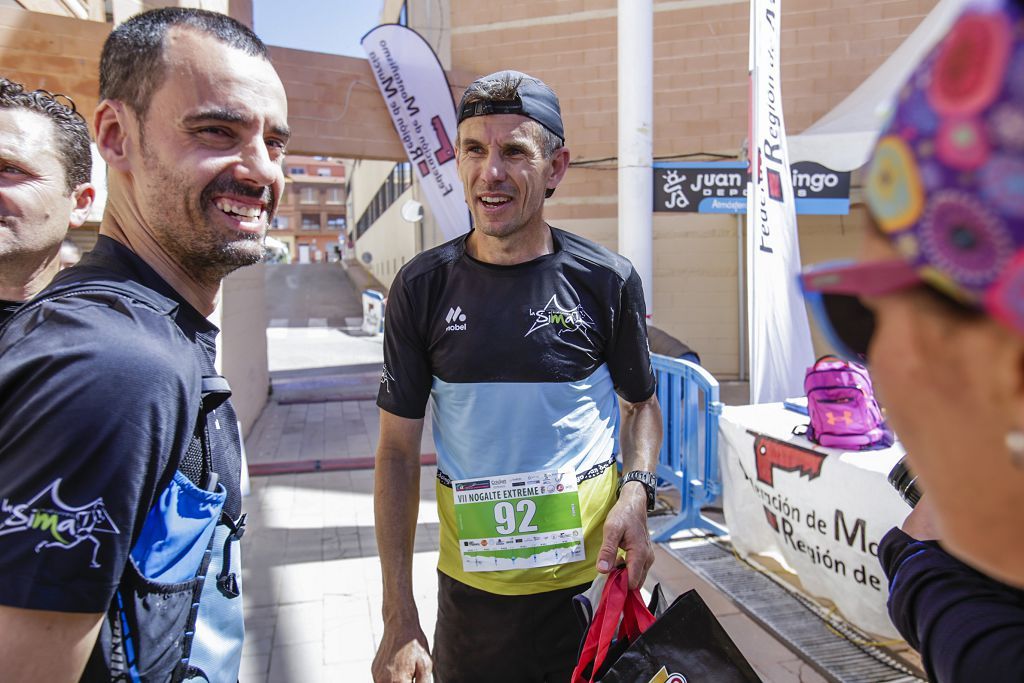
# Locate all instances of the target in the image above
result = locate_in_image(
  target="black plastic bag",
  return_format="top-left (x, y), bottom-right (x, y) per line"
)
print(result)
top-left (573, 568), bottom-right (763, 683)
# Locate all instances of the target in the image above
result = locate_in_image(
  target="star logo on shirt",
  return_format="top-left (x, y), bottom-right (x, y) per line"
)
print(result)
top-left (525, 295), bottom-right (595, 342)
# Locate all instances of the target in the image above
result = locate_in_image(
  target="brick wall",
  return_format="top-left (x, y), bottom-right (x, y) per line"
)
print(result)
top-left (268, 39), bottom-right (475, 159)
top-left (451, 0), bottom-right (936, 211)
top-left (0, 7), bottom-right (109, 116)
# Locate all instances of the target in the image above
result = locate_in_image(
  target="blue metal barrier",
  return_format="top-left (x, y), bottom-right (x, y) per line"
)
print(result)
top-left (650, 354), bottom-right (727, 541)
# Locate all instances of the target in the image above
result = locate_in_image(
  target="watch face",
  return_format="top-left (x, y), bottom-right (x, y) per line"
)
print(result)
top-left (627, 471), bottom-right (656, 486)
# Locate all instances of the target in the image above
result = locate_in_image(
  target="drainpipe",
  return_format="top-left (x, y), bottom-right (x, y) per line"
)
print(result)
top-left (618, 0), bottom-right (654, 318)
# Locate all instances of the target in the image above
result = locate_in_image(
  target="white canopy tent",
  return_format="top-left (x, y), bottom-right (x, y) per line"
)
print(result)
top-left (788, 0), bottom-right (968, 171)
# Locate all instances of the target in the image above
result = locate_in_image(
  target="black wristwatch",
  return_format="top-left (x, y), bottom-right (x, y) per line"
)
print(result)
top-left (618, 470), bottom-right (657, 512)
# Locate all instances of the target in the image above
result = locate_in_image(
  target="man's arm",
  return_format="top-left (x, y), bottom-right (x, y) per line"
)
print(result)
top-left (596, 393), bottom-right (663, 589)
top-left (0, 606), bottom-right (102, 682)
top-left (371, 410), bottom-right (432, 683)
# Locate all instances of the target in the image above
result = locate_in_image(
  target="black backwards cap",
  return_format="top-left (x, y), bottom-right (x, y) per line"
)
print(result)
top-left (456, 70), bottom-right (565, 142)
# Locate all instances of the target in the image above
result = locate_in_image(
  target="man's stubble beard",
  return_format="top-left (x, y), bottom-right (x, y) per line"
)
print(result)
top-left (139, 141), bottom-right (270, 285)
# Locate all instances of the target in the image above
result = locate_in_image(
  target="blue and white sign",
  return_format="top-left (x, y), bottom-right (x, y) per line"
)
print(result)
top-left (653, 161), bottom-right (850, 215)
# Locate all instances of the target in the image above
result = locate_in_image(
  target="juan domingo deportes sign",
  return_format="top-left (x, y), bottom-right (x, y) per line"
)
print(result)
top-left (653, 161), bottom-right (850, 215)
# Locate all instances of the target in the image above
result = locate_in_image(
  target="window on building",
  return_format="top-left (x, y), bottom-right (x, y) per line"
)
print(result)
top-left (288, 167), bottom-right (306, 175)
top-left (271, 215), bottom-right (290, 230)
top-left (316, 167), bottom-right (332, 177)
top-left (299, 187), bottom-right (318, 204)
top-left (327, 215), bottom-right (346, 230)
top-left (353, 161), bottom-right (414, 240)
top-left (325, 186), bottom-right (343, 204)
top-left (301, 214), bottom-right (321, 230)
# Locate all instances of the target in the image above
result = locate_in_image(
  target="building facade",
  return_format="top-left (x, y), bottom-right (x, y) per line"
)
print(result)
top-left (270, 155), bottom-right (347, 263)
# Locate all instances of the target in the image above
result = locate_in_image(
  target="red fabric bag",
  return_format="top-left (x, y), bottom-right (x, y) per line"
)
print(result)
top-left (572, 568), bottom-right (654, 682)
top-left (572, 567), bottom-right (763, 683)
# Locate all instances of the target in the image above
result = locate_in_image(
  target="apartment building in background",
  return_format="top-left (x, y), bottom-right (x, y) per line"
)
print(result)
top-left (270, 155), bottom-right (347, 263)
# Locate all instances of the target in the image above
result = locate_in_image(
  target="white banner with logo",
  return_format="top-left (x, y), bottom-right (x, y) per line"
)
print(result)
top-left (719, 403), bottom-right (909, 638)
top-left (361, 289), bottom-right (385, 335)
top-left (747, 0), bottom-right (815, 403)
top-left (361, 25), bottom-right (470, 240)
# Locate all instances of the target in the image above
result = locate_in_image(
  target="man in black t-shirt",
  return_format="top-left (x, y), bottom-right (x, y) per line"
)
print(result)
top-left (0, 78), bottom-right (94, 325)
top-left (0, 9), bottom-right (290, 682)
top-left (371, 71), bottom-right (663, 683)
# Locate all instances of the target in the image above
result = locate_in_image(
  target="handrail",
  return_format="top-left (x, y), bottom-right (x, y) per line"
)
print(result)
top-left (650, 354), bottom-right (727, 541)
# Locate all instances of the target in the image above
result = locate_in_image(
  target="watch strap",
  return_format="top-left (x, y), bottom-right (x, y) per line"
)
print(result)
top-left (619, 470), bottom-right (657, 512)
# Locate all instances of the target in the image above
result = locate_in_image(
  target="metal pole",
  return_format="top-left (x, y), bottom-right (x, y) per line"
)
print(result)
top-left (618, 0), bottom-right (654, 317)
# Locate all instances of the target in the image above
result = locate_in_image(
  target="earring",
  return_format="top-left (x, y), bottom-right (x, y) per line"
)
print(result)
top-left (1008, 430), bottom-right (1024, 469)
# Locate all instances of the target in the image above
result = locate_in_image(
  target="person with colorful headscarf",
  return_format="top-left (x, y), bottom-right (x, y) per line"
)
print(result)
top-left (800, 1), bottom-right (1024, 680)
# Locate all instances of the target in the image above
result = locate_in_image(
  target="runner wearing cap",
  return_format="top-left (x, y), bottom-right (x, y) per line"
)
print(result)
top-left (371, 70), bottom-right (663, 683)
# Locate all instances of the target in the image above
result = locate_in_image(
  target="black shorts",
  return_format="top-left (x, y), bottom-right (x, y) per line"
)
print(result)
top-left (433, 570), bottom-right (591, 683)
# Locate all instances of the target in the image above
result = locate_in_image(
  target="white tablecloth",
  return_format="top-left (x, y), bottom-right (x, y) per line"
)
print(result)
top-left (719, 402), bottom-right (911, 637)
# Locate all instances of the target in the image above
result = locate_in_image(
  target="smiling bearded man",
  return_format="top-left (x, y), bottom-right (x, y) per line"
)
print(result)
top-left (0, 8), bottom-right (289, 683)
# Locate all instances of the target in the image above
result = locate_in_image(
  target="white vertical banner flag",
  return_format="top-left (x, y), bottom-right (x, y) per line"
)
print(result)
top-left (361, 25), bottom-right (470, 240)
top-left (747, 0), bottom-right (815, 404)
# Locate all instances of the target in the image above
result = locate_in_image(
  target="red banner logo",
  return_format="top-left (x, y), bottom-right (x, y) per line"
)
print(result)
top-left (752, 433), bottom-right (826, 486)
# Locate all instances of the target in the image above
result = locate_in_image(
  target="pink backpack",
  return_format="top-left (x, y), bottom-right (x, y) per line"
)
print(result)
top-left (803, 356), bottom-right (891, 450)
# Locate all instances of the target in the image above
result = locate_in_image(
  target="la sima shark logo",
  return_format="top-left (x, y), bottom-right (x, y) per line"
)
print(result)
top-left (380, 363), bottom-right (396, 393)
top-left (525, 295), bottom-right (595, 341)
top-left (0, 479), bottom-right (119, 569)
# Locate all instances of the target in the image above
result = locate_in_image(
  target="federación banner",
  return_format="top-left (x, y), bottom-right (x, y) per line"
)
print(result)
top-left (361, 25), bottom-right (470, 240)
top-left (718, 404), bottom-right (909, 638)
top-left (747, 0), bottom-right (815, 404)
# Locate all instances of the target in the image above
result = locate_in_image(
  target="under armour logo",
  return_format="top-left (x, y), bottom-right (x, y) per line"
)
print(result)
top-left (826, 411), bottom-right (853, 426)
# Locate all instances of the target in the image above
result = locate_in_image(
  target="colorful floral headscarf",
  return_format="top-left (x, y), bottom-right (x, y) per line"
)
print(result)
top-left (866, 0), bottom-right (1024, 334)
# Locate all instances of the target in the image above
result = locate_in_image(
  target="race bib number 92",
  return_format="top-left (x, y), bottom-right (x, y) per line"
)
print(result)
top-left (452, 467), bottom-right (585, 572)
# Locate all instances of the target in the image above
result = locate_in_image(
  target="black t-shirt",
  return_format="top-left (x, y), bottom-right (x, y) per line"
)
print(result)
top-left (377, 226), bottom-right (656, 594)
top-left (0, 299), bottom-right (21, 326)
top-left (378, 226), bottom-right (656, 417)
top-left (0, 236), bottom-right (241, 614)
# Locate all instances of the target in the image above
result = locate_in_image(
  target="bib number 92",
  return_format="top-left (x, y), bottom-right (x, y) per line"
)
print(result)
top-left (494, 499), bottom-right (539, 535)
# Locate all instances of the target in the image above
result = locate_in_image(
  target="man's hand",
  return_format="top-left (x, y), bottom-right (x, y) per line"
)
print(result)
top-left (601, 393), bottom-right (661, 589)
top-left (596, 483), bottom-right (654, 589)
top-left (372, 620), bottom-right (432, 683)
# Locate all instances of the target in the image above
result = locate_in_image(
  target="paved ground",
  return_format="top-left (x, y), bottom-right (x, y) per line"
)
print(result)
top-left (237, 262), bottom-right (833, 682)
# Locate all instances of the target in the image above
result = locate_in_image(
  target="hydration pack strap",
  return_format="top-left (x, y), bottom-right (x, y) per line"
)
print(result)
top-left (216, 511), bottom-right (247, 598)
top-left (198, 376), bottom-right (231, 491)
top-left (171, 375), bottom-right (233, 682)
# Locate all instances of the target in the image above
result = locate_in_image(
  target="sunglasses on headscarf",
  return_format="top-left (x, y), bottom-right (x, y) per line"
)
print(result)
top-left (798, 259), bottom-right (976, 363)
